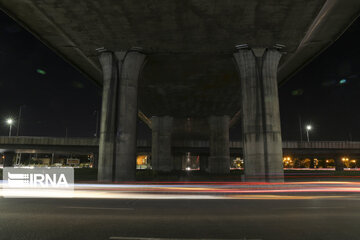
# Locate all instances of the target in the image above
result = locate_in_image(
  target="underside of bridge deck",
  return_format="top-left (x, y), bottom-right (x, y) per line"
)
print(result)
top-left (1, 0), bottom-right (359, 181)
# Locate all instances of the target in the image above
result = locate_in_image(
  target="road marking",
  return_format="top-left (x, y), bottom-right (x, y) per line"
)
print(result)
top-left (274, 206), bottom-right (345, 210)
top-left (60, 207), bottom-right (134, 210)
top-left (109, 237), bottom-right (262, 240)
top-left (296, 206), bottom-right (346, 209)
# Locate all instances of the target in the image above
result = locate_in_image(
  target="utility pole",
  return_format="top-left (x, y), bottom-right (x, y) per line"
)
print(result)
top-left (298, 115), bottom-right (303, 142)
top-left (306, 125), bottom-right (312, 142)
top-left (17, 105), bottom-right (23, 136)
top-left (6, 118), bottom-right (13, 137)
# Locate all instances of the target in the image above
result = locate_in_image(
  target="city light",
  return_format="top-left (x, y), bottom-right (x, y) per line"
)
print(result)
top-left (306, 125), bottom-right (312, 130)
top-left (6, 118), bottom-right (13, 125)
top-left (6, 118), bottom-right (14, 136)
top-left (283, 156), bottom-right (293, 168)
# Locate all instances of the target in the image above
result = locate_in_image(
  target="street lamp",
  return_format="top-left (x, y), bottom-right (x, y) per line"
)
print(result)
top-left (6, 118), bottom-right (14, 137)
top-left (306, 125), bottom-right (312, 142)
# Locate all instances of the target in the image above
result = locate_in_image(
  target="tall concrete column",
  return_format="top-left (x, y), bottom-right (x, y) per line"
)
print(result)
top-left (335, 155), bottom-right (344, 171)
top-left (199, 155), bottom-right (209, 172)
top-left (173, 154), bottom-right (183, 171)
top-left (234, 47), bottom-right (284, 182)
top-left (114, 50), bottom-right (146, 181)
top-left (98, 51), bottom-right (118, 181)
top-left (151, 116), bottom-right (173, 171)
top-left (98, 49), bottom-right (146, 182)
top-left (208, 116), bottom-right (230, 174)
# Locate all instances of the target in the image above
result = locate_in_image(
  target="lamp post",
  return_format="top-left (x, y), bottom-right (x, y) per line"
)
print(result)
top-left (306, 125), bottom-right (312, 142)
top-left (6, 118), bottom-right (14, 137)
top-left (17, 105), bottom-right (24, 136)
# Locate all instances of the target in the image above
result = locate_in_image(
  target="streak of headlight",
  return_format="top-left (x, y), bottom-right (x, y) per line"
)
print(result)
top-left (2, 181), bottom-right (360, 199)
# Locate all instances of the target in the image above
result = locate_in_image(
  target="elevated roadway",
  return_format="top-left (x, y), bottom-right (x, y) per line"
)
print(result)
top-left (1, 1), bottom-right (359, 180)
top-left (1, 136), bottom-right (359, 158)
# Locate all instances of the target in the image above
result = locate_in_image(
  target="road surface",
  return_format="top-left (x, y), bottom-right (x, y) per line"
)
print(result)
top-left (1, 182), bottom-right (360, 240)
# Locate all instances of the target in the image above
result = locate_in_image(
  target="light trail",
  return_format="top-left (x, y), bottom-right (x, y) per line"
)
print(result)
top-left (2, 181), bottom-right (360, 199)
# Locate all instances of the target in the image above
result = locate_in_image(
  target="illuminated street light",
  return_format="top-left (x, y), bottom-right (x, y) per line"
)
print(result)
top-left (306, 125), bottom-right (312, 142)
top-left (6, 118), bottom-right (14, 137)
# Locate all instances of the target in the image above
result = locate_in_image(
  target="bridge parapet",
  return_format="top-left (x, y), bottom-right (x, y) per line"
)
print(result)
top-left (0, 136), bottom-right (99, 147)
top-left (172, 140), bottom-right (360, 149)
top-left (0, 137), bottom-right (359, 150)
top-left (282, 141), bottom-right (360, 149)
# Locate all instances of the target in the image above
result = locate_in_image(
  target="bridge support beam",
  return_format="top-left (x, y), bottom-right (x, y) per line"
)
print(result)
top-left (114, 50), bottom-right (146, 181)
top-left (98, 52), bottom-right (117, 182)
top-left (234, 47), bottom-right (284, 182)
top-left (335, 155), bottom-right (344, 171)
top-left (151, 116), bottom-right (173, 171)
top-left (208, 116), bottom-right (230, 174)
top-left (173, 154), bottom-right (183, 171)
top-left (98, 49), bottom-right (146, 182)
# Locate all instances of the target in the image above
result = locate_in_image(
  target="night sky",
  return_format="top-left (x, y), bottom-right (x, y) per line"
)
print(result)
top-left (279, 17), bottom-right (360, 141)
top-left (0, 11), bottom-right (359, 141)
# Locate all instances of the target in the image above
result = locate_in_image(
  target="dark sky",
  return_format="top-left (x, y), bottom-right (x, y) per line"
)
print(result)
top-left (0, 11), bottom-right (101, 138)
top-left (0, 11), bottom-right (359, 141)
top-left (279, 17), bottom-right (360, 141)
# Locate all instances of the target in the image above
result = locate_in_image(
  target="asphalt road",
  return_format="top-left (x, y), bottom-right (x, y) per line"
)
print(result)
top-left (1, 192), bottom-right (360, 240)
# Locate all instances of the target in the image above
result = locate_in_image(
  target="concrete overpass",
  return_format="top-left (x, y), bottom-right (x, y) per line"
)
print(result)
top-left (1, 0), bottom-right (359, 181)
top-left (1, 136), bottom-right (360, 159)
top-left (0, 136), bottom-right (99, 154)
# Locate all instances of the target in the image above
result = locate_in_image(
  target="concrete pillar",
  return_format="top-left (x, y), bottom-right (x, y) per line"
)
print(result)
top-left (151, 116), bottom-right (173, 171)
top-left (114, 50), bottom-right (146, 181)
top-left (234, 47), bottom-right (284, 182)
top-left (98, 51), bottom-right (118, 181)
top-left (208, 116), bottom-right (230, 174)
top-left (335, 155), bottom-right (344, 171)
top-left (173, 154), bottom-right (183, 171)
top-left (199, 155), bottom-right (209, 172)
top-left (98, 49), bottom-right (146, 182)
